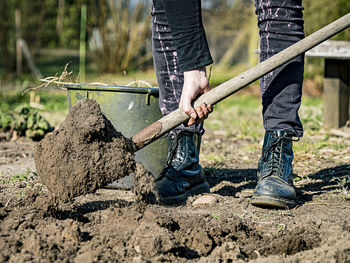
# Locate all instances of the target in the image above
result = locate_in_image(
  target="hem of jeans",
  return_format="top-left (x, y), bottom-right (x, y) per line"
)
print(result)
top-left (170, 126), bottom-right (205, 136)
top-left (265, 127), bottom-right (303, 137)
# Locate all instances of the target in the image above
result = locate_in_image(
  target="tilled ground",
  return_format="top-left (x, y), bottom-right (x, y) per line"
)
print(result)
top-left (1, 128), bottom-right (350, 262)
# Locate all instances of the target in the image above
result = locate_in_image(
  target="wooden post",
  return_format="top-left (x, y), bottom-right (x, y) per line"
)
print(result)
top-left (323, 59), bottom-right (350, 129)
top-left (79, 4), bottom-right (87, 83)
top-left (15, 9), bottom-right (22, 76)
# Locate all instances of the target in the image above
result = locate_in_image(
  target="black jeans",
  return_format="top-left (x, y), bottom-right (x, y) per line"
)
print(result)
top-left (152, 0), bottom-right (305, 137)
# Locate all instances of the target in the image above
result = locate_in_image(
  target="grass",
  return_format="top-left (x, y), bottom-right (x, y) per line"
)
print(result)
top-left (202, 153), bottom-right (226, 166)
top-left (1, 63), bottom-right (346, 154)
top-left (204, 92), bottom-right (350, 174)
top-left (9, 172), bottom-right (29, 183)
top-left (211, 213), bottom-right (220, 220)
top-left (6, 168), bottom-right (35, 184)
top-left (0, 82), bottom-right (329, 143)
top-left (205, 92), bottom-right (331, 141)
top-left (0, 87), bottom-right (68, 127)
top-left (276, 223), bottom-right (286, 232)
top-left (205, 93), bottom-right (264, 139)
top-left (0, 88), bottom-right (67, 113)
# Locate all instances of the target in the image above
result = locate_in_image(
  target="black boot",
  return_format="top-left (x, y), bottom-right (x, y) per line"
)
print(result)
top-left (154, 131), bottom-right (210, 204)
top-left (252, 130), bottom-right (299, 208)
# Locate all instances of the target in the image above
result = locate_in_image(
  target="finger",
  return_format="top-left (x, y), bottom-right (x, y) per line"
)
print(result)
top-left (200, 84), bottom-right (211, 95)
top-left (195, 106), bottom-right (204, 119)
top-left (181, 100), bottom-right (197, 127)
top-left (181, 97), bottom-right (197, 120)
top-left (195, 106), bottom-right (207, 124)
top-left (207, 104), bottom-right (213, 113)
top-left (185, 110), bottom-right (197, 127)
top-left (200, 103), bottom-right (209, 118)
top-left (187, 118), bottom-right (196, 126)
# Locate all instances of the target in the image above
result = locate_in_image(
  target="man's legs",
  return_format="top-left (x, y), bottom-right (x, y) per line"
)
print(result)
top-left (151, 0), bottom-right (210, 204)
top-left (252, 0), bottom-right (305, 208)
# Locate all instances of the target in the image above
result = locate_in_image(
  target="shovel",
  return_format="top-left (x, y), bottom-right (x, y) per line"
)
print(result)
top-left (132, 13), bottom-right (350, 149)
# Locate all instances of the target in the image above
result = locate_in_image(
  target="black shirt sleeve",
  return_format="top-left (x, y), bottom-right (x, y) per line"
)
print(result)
top-left (161, 0), bottom-right (213, 72)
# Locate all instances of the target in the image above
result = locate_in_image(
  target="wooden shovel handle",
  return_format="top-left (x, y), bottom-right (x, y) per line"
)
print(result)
top-left (132, 13), bottom-right (350, 149)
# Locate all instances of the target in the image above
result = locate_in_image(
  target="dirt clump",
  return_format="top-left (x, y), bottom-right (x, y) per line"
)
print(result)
top-left (34, 99), bottom-right (136, 202)
top-left (132, 163), bottom-right (156, 203)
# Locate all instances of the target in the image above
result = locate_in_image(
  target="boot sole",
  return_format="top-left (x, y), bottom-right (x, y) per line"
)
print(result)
top-left (157, 181), bottom-right (210, 205)
top-left (251, 194), bottom-right (295, 209)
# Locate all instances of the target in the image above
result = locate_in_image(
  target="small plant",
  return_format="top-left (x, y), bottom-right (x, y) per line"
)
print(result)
top-left (277, 223), bottom-right (286, 232)
top-left (10, 173), bottom-right (28, 182)
top-left (16, 192), bottom-right (27, 197)
top-left (253, 215), bottom-right (260, 221)
top-left (232, 213), bottom-right (244, 219)
top-left (293, 174), bottom-right (309, 182)
top-left (8, 169), bottom-right (34, 183)
top-left (336, 176), bottom-right (350, 201)
top-left (203, 153), bottom-right (225, 166)
top-left (0, 105), bottom-right (52, 140)
top-left (211, 213), bottom-right (220, 220)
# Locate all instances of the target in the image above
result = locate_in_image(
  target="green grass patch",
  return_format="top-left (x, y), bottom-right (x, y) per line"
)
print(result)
top-left (299, 96), bottom-right (323, 133)
top-left (0, 88), bottom-right (67, 113)
top-left (205, 93), bottom-right (264, 139)
top-left (7, 169), bottom-right (34, 184)
top-left (204, 92), bottom-right (330, 164)
top-left (0, 87), bottom-right (68, 128)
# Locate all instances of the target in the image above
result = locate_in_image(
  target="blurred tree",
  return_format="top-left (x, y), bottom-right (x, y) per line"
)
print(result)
top-left (58, 0), bottom-right (82, 48)
top-left (15, 0), bottom-right (58, 48)
top-left (203, 0), bottom-right (257, 68)
top-left (0, 0), bottom-right (15, 73)
top-left (303, 0), bottom-right (350, 78)
top-left (203, 0), bottom-right (350, 71)
top-left (304, 0), bottom-right (350, 40)
top-left (0, 0), bottom-right (348, 76)
top-left (87, 0), bottom-right (152, 73)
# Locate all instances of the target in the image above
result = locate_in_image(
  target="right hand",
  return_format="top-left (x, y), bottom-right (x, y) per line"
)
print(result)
top-left (179, 66), bottom-right (213, 126)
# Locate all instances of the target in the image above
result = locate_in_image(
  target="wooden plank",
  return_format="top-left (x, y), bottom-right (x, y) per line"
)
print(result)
top-left (323, 59), bottom-right (350, 129)
top-left (306, 40), bottom-right (350, 60)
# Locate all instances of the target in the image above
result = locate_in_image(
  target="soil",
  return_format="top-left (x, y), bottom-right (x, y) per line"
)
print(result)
top-left (1, 110), bottom-right (350, 262)
top-left (132, 163), bottom-right (156, 203)
top-left (34, 99), bottom-right (136, 202)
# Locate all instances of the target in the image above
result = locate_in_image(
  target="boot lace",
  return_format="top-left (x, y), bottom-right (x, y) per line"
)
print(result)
top-left (261, 132), bottom-right (299, 180)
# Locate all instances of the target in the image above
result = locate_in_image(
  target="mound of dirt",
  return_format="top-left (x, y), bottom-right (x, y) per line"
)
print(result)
top-left (34, 99), bottom-right (136, 202)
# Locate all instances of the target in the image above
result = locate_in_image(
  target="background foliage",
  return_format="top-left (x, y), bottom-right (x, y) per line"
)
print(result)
top-left (0, 0), bottom-right (349, 77)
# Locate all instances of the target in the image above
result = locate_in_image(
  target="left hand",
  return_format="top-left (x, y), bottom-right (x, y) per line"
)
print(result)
top-left (179, 66), bottom-right (213, 126)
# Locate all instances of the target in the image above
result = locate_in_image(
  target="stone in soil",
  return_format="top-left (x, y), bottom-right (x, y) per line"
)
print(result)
top-left (192, 195), bottom-right (218, 207)
top-left (34, 99), bottom-right (136, 202)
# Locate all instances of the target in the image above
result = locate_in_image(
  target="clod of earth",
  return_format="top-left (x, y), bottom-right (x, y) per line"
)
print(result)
top-left (34, 99), bottom-right (141, 202)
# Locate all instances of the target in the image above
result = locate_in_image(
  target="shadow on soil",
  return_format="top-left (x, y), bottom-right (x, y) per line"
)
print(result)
top-left (53, 199), bottom-right (133, 223)
top-left (75, 199), bottom-right (133, 213)
top-left (204, 168), bottom-right (257, 196)
top-left (205, 164), bottom-right (350, 205)
top-left (297, 164), bottom-right (350, 204)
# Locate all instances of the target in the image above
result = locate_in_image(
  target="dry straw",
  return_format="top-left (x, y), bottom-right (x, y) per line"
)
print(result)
top-left (22, 63), bottom-right (156, 96)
